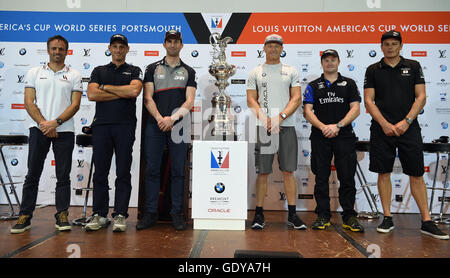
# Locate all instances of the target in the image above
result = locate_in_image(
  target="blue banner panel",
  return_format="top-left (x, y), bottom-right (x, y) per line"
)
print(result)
top-left (0, 11), bottom-right (197, 43)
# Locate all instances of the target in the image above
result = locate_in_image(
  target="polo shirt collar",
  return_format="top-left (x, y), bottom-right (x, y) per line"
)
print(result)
top-left (161, 56), bottom-right (184, 68)
top-left (380, 56), bottom-right (406, 69)
top-left (107, 62), bottom-right (130, 70)
top-left (43, 63), bottom-right (70, 73)
top-left (320, 72), bottom-right (343, 87)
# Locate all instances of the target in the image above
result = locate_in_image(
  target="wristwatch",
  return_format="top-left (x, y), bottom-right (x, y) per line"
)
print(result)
top-left (337, 122), bottom-right (343, 129)
top-left (405, 117), bottom-right (413, 125)
top-left (280, 113), bottom-right (287, 120)
top-left (56, 118), bottom-right (63, 125)
top-left (99, 84), bottom-right (104, 90)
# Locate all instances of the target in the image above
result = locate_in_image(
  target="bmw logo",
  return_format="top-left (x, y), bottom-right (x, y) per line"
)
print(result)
top-left (77, 174), bottom-right (84, 182)
top-left (83, 63), bottom-right (90, 70)
top-left (442, 122), bottom-right (449, 129)
top-left (302, 150), bottom-right (310, 157)
top-left (11, 158), bottom-right (18, 166)
top-left (440, 65), bottom-right (447, 72)
top-left (19, 48), bottom-right (27, 55)
top-left (280, 50), bottom-right (286, 58)
top-left (81, 118), bottom-right (88, 125)
top-left (191, 50), bottom-right (199, 57)
top-left (419, 109), bottom-right (424, 115)
top-left (234, 106), bottom-right (242, 113)
top-left (369, 50), bottom-right (377, 57)
top-left (214, 182), bottom-right (225, 193)
top-left (347, 64), bottom-right (355, 71)
top-left (0, 61), bottom-right (4, 69)
top-left (105, 50), bottom-right (111, 56)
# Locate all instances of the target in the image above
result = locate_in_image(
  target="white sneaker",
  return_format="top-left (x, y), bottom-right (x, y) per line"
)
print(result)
top-left (113, 214), bottom-right (126, 232)
top-left (83, 214), bottom-right (110, 231)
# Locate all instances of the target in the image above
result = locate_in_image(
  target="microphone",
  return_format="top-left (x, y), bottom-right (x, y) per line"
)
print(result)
top-left (82, 126), bottom-right (92, 135)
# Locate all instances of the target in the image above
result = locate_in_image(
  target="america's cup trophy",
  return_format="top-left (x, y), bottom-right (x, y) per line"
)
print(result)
top-left (209, 32), bottom-right (237, 140)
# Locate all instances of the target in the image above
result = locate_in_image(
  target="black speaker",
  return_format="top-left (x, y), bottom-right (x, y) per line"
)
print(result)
top-left (234, 250), bottom-right (302, 258)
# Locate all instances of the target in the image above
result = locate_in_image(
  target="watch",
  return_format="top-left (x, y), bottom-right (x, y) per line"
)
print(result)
top-left (405, 117), bottom-right (413, 125)
top-left (280, 113), bottom-right (287, 120)
top-left (99, 84), bottom-right (104, 90)
top-left (56, 118), bottom-right (63, 125)
top-left (337, 122), bottom-right (343, 129)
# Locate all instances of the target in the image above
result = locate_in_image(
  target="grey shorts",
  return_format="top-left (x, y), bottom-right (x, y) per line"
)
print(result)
top-left (254, 126), bottom-right (298, 174)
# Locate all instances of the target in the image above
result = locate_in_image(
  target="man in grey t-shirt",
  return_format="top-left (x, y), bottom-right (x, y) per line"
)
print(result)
top-left (247, 34), bottom-right (305, 230)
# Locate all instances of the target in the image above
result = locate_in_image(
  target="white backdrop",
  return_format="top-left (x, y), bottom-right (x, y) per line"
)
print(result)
top-left (1, 31), bottom-right (449, 215)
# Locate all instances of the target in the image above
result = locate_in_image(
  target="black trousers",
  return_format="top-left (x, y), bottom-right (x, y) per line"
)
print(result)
top-left (92, 124), bottom-right (135, 218)
top-left (310, 133), bottom-right (357, 221)
top-left (20, 127), bottom-right (74, 218)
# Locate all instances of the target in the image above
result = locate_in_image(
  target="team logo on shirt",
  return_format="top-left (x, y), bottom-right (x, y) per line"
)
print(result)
top-left (401, 67), bottom-right (411, 77)
top-left (319, 92), bottom-right (344, 104)
top-left (337, 81), bottom-right (347, 86)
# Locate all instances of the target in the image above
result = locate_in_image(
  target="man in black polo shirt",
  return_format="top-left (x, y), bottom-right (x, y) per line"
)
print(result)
top-left (136, 30), bottom-right (196, 231)
top-left (364, 30), bottom-right (448, 239)
top-left (303, 49), bottom-right (364, 232)
top-left (85, 34), bottom-right (143, 232)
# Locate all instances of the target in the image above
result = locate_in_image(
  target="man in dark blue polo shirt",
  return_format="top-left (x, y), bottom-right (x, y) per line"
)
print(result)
top-left (85, 34), bottom-right (143, 232)
top-left (136, 30), bottom-right (196, 231)
top-left (364, 30), bottom-right (448, 239)
top-left (303, 49), bottom-right (363, 232)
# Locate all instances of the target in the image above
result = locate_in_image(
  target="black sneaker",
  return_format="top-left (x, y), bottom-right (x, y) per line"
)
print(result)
top-left (421, 221), bottom-right (449, 240)
top-left (251, 213), bottom-right (265, 230)
top-left (288, 214), bottom-right (307, 230)
top-left (377, 216), bottom-right (395, 233)
top-left (312, 217), bottom-right (331, 230)
top-left (10, 215), bottom-right (31, 234)
top-left (172, 214), bottom-right (186, 231)
top-left (136, 212), bottom-right (158, 230)
top-left (55, 211), bottom-right (72, 231)
top-left (342, 216), bottom-right (364, 233)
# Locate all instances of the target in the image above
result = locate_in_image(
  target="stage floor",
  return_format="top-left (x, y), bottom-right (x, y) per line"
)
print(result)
top-left (0, 205), bottom-right (449, 258)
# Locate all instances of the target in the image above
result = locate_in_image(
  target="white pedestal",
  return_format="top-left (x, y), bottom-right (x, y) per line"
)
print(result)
top-left (192, 140), bottom-right (248, 230)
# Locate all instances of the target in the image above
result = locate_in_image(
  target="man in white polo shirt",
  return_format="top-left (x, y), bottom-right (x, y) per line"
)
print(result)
top-left (10, 35), bottom-right (82, 234)
top-left (247, 34), bottom-right (304, 230)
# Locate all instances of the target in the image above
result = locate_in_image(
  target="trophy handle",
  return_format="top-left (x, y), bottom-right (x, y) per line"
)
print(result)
top-left (209, 32), bottom-right (221, 47)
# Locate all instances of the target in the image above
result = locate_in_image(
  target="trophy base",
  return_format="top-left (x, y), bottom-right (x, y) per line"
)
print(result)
top-left (210, 133), bottom-right (237, 142)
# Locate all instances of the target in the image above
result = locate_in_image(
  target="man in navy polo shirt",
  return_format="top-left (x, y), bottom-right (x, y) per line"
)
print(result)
top-left (364, 30), bottom-right (448, 239)
top-left (136, 30), bottom-right (196, 231)
top-left (85, 34), bottom-right (143, 232)
top-left (303, 49), bottom-right (363, 233)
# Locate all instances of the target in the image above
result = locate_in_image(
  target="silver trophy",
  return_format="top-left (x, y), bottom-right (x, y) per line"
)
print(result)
top-left (209, 33), bottom-right (236, 138)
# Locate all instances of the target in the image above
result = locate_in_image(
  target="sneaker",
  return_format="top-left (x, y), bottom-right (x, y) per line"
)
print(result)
top-left (55, 211), bottom-right (72, 231)
top-left (251, 213), bottom-right (265, 230)
top-left (377, 216), bottom-right (395, 233)
top-left (136, 212), bottom-right (158, 230)
top-left (83, 214), bottom-right (110, 231)
top-left (287, 214), bottom-right (307, 230)
top-left (10, 215), bottom-right (31, 234)
top-left (342, 216), bottom-right (364, 233)
top-left (172, 214), bottom-right (186, 231)
top-left (421, 221), bottom-right (449, 240)
top-left (113, 214), bottom-right (127, 232)
top-left (312, 217), bottom-right (331, 230)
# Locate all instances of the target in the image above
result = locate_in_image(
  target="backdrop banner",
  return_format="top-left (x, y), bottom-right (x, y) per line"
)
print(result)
top-left (0, 11), bottom-right (448, 214)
